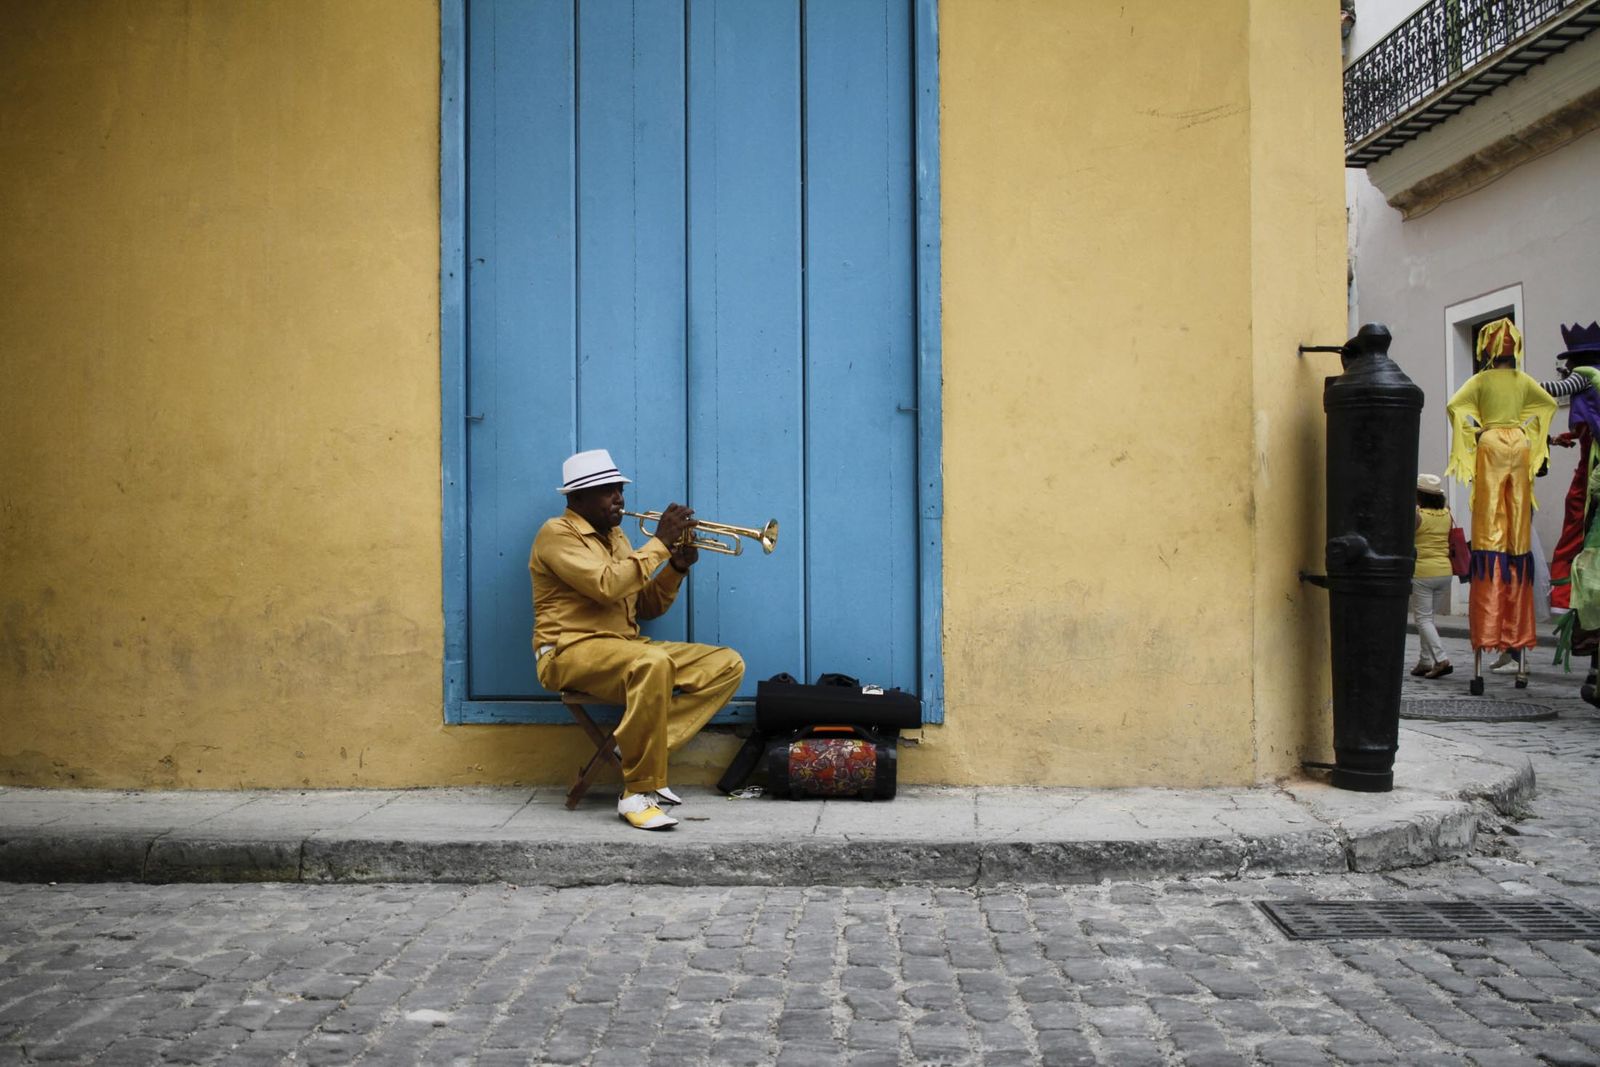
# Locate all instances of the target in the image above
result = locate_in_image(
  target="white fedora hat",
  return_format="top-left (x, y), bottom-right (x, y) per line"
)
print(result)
top-left (559, 449), bottom-right (631, 494)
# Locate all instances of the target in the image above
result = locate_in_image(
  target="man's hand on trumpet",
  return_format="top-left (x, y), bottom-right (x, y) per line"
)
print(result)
top-left (669, 538), bottom-right (699, 574)
top-left (650, 502), bottom-right (697, 554)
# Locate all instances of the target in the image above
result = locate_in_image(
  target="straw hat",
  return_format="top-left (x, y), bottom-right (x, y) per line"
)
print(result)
top-left (559, 449), bottom-right (631, 494)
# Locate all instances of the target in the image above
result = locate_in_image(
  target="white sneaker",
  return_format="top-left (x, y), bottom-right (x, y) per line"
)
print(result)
top-left (654, 786), bottom-right (683, 806)
top-left (1490, 651), bottom-right (1519, 674)
top-left (618, 792), bottom-right (677, 830)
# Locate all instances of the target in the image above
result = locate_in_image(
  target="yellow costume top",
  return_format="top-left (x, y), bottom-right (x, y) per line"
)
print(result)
top-left (1413, 507), bottom-right (1452, 579)
top-left (1444, 319), bottom-right (1556, 506)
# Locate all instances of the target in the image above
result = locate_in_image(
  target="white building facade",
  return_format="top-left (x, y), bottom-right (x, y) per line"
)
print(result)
top-left (1345, 0), bottom-right (1600, 601)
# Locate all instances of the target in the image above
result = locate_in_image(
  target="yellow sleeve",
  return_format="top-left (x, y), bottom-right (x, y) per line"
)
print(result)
top-left (535, 522), bottom-right (672, 606)
top-left (637, 560), bottom-right (686, 621)
top-left (1444, 375), bottom-right (1480, 484)
top-left (1521, 372), bottom-right (1558, 497)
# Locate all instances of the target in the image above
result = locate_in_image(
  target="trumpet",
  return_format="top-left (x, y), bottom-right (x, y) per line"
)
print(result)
top-left (624, 510), bottom-right (779, 556)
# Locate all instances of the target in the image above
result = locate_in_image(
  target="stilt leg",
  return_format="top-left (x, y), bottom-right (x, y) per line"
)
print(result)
top-left (1515, 647), bottom-right (1528, 689)
top-left (1470, 648), bottom-right (1485, 696)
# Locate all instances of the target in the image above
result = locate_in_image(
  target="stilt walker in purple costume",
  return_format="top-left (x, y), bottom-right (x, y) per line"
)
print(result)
top-left (1543, 320), bottom-right (1600, 700)
top-left (1545, 322), bottom-right (1600, 615)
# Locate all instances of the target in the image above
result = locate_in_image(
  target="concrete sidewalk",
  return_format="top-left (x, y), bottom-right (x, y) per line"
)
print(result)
top-left (0, 729), bottom-right (1532, 887)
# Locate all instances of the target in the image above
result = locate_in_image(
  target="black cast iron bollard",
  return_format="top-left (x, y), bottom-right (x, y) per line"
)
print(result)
top-left (1303, 323), bottom-right (1423, 792)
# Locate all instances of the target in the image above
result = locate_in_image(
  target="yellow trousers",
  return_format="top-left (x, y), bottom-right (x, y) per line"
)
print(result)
top-left (537, 637), bottom-right (744, 794)
top-left (1468, 426), bottom-right (1538, 650)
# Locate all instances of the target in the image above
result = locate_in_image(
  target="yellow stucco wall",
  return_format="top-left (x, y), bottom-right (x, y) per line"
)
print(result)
top-left (0, 1), bottom-right (1344, 790)
top-left (1, 0), bottom-right (466, 788)
top-left (1246, 1), bottom-right (1343, 777)
top-left (920, 0), bottom-right (1344, 786)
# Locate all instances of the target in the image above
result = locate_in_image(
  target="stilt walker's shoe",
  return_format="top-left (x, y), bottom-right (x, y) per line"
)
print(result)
top-left (1425, 661), bottom-right (1454, 679)
top-left (653, 786), bottom-right (684, 806)
top-left (618, 792), bottom-right (678, 830)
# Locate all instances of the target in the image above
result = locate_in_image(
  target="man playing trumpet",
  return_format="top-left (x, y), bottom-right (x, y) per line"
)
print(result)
top-left (530, 449), bottom-right (745, 830)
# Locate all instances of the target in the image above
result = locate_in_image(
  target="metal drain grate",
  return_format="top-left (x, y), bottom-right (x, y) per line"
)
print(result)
top-left (1400, 698), bottom-right (1555, 722)
top-left (1259, 900), bottom-right (1600, 940)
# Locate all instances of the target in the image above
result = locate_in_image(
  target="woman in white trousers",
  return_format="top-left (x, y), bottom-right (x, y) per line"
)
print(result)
top-left (1412, 474), bottom-right (1456, 678)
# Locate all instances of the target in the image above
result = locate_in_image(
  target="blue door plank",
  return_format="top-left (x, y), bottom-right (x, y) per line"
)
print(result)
top-left (803, 0), bottom-right (919, 693)
top-left (686, 0), bottom-right (806, 692)
top-left (462, 0), bottom-right (498, 702)
top-left (466, 0), bottom-right (578, 698)
top-left (442, 0), bottom-right (467, 720)
top-left (913, 0), bottom-right (944, 721)
top-left (575, 0), bottom-right (690, 646)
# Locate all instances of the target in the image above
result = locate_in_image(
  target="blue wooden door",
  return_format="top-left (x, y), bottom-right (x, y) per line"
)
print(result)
top-left (462, 0), bottom-right (923, 714)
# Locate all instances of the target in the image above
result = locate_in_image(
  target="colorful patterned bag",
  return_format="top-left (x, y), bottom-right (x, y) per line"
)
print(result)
top-left (764, 725), bottom-right (898, 800)
top-left (718, 675), bottom-right (919, 795)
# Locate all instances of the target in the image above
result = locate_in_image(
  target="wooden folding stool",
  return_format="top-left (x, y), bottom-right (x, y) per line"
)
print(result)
top-left (561, 691), bottom-right (622, 809)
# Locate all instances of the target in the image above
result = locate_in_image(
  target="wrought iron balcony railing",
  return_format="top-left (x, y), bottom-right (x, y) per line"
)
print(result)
top-left (1345, 0), bottom-right (1600, 166)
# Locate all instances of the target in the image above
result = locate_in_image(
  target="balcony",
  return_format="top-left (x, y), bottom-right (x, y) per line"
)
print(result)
top-left (1345, 0), bottom-right (1600, 166)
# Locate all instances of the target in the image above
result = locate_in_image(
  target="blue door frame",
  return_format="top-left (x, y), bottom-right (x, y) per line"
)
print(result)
top-left (439, 0), bottom-right (943, 725)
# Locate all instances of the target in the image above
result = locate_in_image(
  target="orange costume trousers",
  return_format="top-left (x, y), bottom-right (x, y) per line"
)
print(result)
top-left (1468, 426), bottom-right (1538, 651)
top-left (537, 637), bottom-right (744, 795)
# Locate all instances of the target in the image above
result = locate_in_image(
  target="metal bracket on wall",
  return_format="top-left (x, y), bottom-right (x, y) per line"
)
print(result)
top-left (1298, 570), bottom-right (1329, 588)
top-left (1298, 344), bottom-right (1344, 357)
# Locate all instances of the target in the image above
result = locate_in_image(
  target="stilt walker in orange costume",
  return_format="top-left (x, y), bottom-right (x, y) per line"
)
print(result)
top-left (1445, 318), bottom-right (1557, 694)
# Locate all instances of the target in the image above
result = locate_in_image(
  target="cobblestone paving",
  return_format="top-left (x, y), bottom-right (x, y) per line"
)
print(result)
top-left (2, 630), bottom-right (1599, 1066)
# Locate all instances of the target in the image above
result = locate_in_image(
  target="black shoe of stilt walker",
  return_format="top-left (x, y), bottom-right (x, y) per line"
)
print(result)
top-left (1514, 648), bottom-right (1529, 690)
top-left (1470, 648), bottom-right (1485, 696)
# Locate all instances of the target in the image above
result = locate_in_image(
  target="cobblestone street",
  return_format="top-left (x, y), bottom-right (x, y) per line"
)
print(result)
top-left (4, 630), bottom-right (1600, 1067)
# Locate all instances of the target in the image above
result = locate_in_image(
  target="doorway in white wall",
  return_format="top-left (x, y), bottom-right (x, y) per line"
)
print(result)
top-left (1442, 285), bottom-right (1524, 613)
